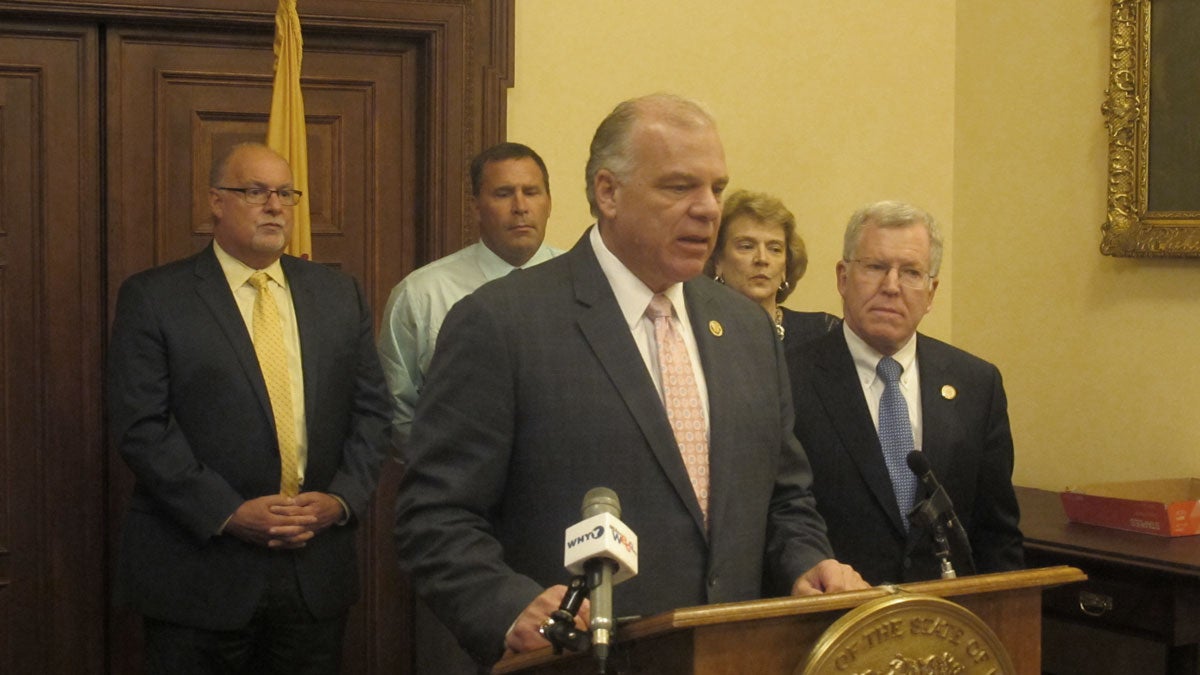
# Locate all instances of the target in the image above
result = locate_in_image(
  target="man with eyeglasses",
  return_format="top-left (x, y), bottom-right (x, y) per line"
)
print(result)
top-left (787, 201), bottom-right (1023, 585)
top-left (108, 142), bottom-right (392, 674)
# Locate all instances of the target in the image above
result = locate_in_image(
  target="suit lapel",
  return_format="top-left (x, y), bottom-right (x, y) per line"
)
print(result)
top-left (281, 256), bottom-right (319, 419)
top-left (569, 240), bottom-right (707, 536)
top-left (809, 333), bottom-right (909, 534)
top-left (915, 335), bottom-right (957, 481)
top-left (191, 246), bottom-right (274, 424)
top-left (685, 280), bottom-right (742, 539)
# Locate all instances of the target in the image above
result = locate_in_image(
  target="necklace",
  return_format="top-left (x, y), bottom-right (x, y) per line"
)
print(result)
top-left (773, 307), bottom-right (785, 341)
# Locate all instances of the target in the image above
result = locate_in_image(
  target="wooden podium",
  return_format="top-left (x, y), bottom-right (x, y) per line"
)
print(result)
top-left (494, 566), bottom-right (1085, 674)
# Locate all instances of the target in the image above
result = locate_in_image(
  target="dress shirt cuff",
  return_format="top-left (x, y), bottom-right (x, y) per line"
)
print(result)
top-left (330, 493), bottom-right (352, 525)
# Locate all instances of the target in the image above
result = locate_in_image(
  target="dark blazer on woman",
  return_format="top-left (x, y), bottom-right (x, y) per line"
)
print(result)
top-left (780, 307), bottom-right (841, 353)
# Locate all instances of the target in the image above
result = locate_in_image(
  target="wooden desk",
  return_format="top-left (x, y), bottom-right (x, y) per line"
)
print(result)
top-left (1017, 486), bottom-right (1200, 674)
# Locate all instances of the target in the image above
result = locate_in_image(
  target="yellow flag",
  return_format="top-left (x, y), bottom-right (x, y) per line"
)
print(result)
top-left (266, 0), bottom-right (312, 260)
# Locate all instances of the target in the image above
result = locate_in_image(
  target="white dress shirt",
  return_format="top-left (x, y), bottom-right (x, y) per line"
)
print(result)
top-left (842, 323), bottom-right (923, 451)
top-left (589, 225), bottom-right (711, 425)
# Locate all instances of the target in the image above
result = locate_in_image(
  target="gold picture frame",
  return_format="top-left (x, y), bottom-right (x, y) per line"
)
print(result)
top-left (1101, 0), bottom-right (1200, 257)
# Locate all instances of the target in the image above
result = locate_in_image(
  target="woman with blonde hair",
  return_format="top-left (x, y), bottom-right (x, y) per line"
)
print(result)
top-left (705, 189), bottom-right (839, 349)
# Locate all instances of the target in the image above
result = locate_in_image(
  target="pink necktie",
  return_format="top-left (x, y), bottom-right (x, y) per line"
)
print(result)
top-left (647, 294), bottom-right (709, 520)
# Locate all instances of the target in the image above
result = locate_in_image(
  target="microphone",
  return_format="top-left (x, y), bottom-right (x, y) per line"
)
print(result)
top-left (562, 488), bottom-right (639, 673)
top-left (906, 451), bottom-right (976, 577)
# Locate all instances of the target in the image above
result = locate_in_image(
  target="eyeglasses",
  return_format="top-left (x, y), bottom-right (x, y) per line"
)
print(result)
top-left (845, 258), bottom-right (934, 289)
top-left (216, 187), bottom-right (303, 206)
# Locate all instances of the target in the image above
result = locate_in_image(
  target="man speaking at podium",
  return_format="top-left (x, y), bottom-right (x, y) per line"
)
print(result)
top-left (395, 94), bottom-right (868, 669)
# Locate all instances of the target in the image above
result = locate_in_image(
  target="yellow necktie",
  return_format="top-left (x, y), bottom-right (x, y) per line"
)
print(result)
top-left (249, 272), bottom-right (300, 496)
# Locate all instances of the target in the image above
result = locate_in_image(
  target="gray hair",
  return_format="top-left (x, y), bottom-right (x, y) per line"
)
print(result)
top-left (584, 93), bottom-right (717, 218)
top-left (842, 200), bottom-right (944, 276)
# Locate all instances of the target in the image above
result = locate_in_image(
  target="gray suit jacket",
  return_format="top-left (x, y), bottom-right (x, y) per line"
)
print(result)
top-left (108, 244), bottom-right (392, 629)
top-left (394, 232), bottom-right (833, 665)
top-left (788, 329), bottom-right (1023, 585)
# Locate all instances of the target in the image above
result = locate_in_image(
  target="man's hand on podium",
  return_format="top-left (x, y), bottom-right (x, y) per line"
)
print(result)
top-left (791, 559), bottom-right (870, 595)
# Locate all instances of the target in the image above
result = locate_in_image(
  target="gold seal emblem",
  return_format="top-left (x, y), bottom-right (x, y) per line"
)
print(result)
top-left (798, 593), bottom-right (1015, 674)
top-left (941, 384), bottom-right (957, 400)
top-left (709, 320), bottom-right (724, 337)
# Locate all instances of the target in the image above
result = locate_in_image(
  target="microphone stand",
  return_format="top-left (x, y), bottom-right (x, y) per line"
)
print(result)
top-left (586, 559), bottom-right (614, 674)
top-left (945, 514), bottom-right (977, 577)
top-left (932, 523), bottom-right (956, 579)
top-left (542, 575), bottom-right (591, 654)
top-left (908, 499), bottom-right (957, 579)
top-left (906, 452), bottom-right (977, 577)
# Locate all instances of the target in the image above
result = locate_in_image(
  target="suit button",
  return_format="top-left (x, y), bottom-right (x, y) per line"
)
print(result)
top-left (708, 575), bottom-right (720, 588)
top-left (902, 557), bottom-right (912, 570)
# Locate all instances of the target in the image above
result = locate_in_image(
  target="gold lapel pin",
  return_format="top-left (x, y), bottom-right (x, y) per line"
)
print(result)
top-left (708, 320), bottom-right (724, 337)
top-left (941, 384), bottom-right (957, 400)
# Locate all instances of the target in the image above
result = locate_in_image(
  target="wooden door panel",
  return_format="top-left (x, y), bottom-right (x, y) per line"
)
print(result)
top-left (0, 24), bottom-right (103, 675)
top-left (106, 27), bottom-right (419, 302)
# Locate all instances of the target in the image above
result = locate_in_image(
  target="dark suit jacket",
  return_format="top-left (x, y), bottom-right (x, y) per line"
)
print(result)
top-left (780, 307), bottom-right (841, 354)
top-left (394, 233), bottom-right (833, 665)
top-left (787, 329), bottom-right (1023, 585)
top-left (108, 244), bottom-right (392, 630)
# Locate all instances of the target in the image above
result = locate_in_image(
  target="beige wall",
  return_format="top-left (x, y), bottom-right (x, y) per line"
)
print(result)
top-left (954, 1), bottom-right (1200, 489)
top-left (508, 0), bottom-right (1200, 490)
top-left (508, 0), bottom-right (957, 336)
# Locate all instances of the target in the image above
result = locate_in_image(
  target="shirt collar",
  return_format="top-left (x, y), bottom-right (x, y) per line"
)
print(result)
top-left (589, 225), bottom-right (688, 330)
top-left (213, 241), bottom-right (287, 291)
top-left (473, 242), bottom-right (520, 282)
top-left (843, 322), bottom-right (917, 386)
top-left (474, 241), bottom-right (559, 282)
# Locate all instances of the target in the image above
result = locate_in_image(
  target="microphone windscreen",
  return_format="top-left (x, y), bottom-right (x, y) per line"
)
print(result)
top-left (906, 450), bottom-right (931, 476)
top-left (582, 487), bottom-right (621, 519)
top-left (565, 488), bottom-right (639, 584)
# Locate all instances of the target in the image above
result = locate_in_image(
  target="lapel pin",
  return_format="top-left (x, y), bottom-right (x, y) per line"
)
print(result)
top-left (708, 320), bottom-right (724, 337)
top-left (941, 384), bottom-right (957, 400)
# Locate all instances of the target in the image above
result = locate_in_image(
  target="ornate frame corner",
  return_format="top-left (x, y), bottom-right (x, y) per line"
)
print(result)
top-left (1101, 0), bottom-right (1200, 257)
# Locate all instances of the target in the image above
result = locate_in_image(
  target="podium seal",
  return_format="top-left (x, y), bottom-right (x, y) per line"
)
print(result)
top-left (798, 593), bottom-right (1015, 674)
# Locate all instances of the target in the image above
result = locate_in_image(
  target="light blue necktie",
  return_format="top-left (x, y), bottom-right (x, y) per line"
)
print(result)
top-left (877, 356), bottom-right (918, 530)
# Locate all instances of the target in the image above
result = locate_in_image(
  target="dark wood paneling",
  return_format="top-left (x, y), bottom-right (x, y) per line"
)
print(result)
top-left (104, 25), bottom-right (420, 313)
top-left (0, 23), bottom-right (104, 675)
top-left (0, 1), bottom-right (515, 673)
